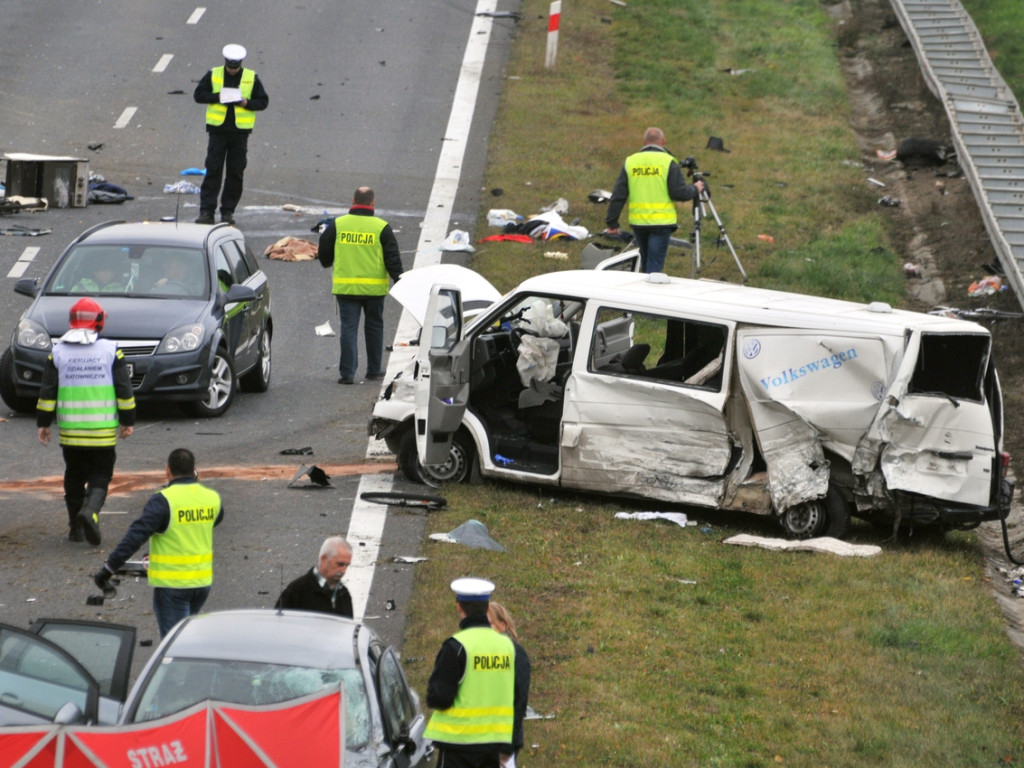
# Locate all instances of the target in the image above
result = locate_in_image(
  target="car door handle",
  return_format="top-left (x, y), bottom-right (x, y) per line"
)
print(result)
top-left (937, 450), bottom-right (973, 460)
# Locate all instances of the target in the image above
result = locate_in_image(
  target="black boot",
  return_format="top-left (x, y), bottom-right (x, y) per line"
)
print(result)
top-left (77, 488), bottom-right (107, 546)
top-left (66, 499), bottom-right (84, 542)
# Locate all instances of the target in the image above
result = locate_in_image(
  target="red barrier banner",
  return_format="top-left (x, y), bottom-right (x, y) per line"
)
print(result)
top-left (0, 687), bottom-right (344, 768)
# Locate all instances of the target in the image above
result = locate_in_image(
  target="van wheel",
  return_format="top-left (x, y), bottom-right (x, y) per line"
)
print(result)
top-left (398, 429), bottom-right (474, 487)
top-left (0, 348), bottom-right (37, 414)
top-left (780, 485), bottom-right (850, 540)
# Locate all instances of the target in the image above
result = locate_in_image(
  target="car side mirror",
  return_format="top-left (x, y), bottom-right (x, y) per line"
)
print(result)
top-left (14, 277), bottom-right (39, 298)
top-left (53, 701), bottom-right (86, 725)
top-left (224, 284), bottom-right (257, 303)
top-left (398, 714), bottom-right (429, 761)
top-left (394, 725), bottom-right (419, 754)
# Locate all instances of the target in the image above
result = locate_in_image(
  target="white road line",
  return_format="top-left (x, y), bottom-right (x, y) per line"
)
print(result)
top-left (344, 474), bottom-right (393, 615)
top-left (7, 246), bottom-right (40, 279)
top-left (187, 7), bottom-right (206, 24)
top-left (153, 54), bottom-right (174, 73)
top-left (114, 107), bottom-right (137, 129)
top-left (346, 0), bottom-right (498, 620)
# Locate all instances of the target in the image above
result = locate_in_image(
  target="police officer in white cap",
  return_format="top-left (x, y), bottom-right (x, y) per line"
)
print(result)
top-left (425, 578), bottom-right (517, 768)
top-left (192, 43), bottom-right (269, 225)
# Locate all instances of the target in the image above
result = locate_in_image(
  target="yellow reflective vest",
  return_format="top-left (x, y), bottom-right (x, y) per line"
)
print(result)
top-left (424, 627), bottom-right (515, 746)
top-left (206, 67), bottom-right (256, 129)
top-left (148, 482), bottom-right (221, 589)
top-left (625, 150), bottom-right (677, 226)
top-left (331, 214), bottom-right (390, 296)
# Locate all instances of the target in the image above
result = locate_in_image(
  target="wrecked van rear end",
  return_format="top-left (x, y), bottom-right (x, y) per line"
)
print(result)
top-left (375, 270), bottom-right (1012, 539)
top-left (733, 318), bottom-right (1009, 536)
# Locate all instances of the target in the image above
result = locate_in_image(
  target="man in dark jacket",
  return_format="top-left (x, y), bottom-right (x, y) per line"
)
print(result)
top-left (275, 536), bottom-right (354, 618)
top-left (192, 43), bottom-right (269, 225)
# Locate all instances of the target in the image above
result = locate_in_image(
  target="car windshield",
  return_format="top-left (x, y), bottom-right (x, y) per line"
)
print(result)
top-left (131, 658), bottom-right (371, 749)
top-left (47, 244), bottom-right (209, 299)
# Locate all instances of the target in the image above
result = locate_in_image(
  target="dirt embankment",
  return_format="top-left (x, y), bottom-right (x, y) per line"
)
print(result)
top-left (834, 0), bottom-right (1024, 651)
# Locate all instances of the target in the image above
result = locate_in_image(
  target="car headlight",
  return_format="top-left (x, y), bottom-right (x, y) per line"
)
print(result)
top-left (17, 318), bottom-right (52, 351)
top-left (157, 324), bottom-right (205, 354)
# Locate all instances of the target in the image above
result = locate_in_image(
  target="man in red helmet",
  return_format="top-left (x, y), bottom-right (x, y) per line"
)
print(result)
top-left (37, 298), bottom-right (135, 544)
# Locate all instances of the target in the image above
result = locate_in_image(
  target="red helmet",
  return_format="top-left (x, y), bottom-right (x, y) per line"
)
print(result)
top-left (69, 297), bottom-right (105, 332)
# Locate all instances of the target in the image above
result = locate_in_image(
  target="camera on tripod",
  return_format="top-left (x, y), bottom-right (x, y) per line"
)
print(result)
top-left (678, 154), bottom-right (747, 282)
top-left (680, 156), bottom-right (709, 181)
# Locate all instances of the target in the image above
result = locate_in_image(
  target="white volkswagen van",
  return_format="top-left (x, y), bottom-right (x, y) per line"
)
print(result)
top-left (369, 268), bottom-right (1012, 539)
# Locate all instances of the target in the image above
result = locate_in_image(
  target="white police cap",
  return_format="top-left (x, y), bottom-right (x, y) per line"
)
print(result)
top-left (450, 577), bottom-right (494, 602)
top-left (222, 44), bottom-right (247, 62)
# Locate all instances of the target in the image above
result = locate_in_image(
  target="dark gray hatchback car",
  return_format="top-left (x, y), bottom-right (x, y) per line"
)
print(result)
top-left (1, 220), bottom-right (272, 417)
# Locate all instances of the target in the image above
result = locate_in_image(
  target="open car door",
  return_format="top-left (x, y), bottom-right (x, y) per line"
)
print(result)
top-left (0, 619), bottom-right (132, 727)
top-left (414, 284), bottom-right (472, 468)
top-left (375, 645), bottom-right (429, 767)
top-left (28, 618), bottom-right (136, 726)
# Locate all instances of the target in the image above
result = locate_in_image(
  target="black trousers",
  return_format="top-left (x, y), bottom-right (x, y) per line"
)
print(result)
top-left (200, 131), bottom-right (249, 216)
top-left (61, 446), bottom-right (116, 511)
top-left (434, 748), bottom-right (502, 768)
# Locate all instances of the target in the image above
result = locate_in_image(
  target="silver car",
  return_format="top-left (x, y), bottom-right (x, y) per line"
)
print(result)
top-left (119, 609), bottom-right (430, 768)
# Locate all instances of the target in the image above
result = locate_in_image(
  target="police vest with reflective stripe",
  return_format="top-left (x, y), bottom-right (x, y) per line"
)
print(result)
top-left (331, 214), bottom-right (390, 296)
top-left (625, 150), bottom-right (677, 226)
top-left (148, 483), bottom-right (221, 589)
top-left (424, 627), bottom-right (515, 745)
top-left (206, 67), bottom-right (256, 129)
top-left (51, 340), bottom-right (120, 448)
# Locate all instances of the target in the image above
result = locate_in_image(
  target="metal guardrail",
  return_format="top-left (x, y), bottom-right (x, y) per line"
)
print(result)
top-left (889, 0), bottom-right (1024, 311)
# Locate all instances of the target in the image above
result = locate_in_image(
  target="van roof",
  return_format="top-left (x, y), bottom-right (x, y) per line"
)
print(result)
top-left (518, 270), bottom-right (986, 336)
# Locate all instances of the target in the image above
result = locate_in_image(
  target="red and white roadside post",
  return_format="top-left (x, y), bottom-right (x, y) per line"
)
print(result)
top-left (546, 1), bottom-right (561, 69)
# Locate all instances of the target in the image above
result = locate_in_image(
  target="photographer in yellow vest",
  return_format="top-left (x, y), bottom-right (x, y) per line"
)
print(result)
top-left (604, 126), bottom-right (706, 274)
top-left (93, 448), bottom-right (223, 637)
top-left (425, 578), bottom-right (517, 768)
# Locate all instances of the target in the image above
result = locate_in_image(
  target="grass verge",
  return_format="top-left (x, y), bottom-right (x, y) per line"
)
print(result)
top-left (401, 1), bottom-right (1024, 765)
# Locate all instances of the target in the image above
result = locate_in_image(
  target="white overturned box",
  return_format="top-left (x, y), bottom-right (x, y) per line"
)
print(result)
top-left (4, 152), bottom-right (89, 207)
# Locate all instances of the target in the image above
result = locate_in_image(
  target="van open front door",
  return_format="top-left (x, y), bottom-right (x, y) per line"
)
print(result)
top-left (414, 284), bottom-right (471, 469)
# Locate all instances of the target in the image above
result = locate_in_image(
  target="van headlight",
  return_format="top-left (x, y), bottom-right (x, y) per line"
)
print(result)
top-left (17, 319), bottom-right (52, 350)
top-left (157, 324), bottom-right (205, 354)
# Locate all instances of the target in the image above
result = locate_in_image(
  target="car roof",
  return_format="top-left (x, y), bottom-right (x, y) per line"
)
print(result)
top-left (514, 270), bottom-right (986, 336)
top-left (161, 609), bottom-right (363, 668)
top-left (75, 220), bottom-right (235, 249)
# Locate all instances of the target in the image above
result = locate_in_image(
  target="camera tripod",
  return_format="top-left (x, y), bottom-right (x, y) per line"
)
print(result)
top-left (682, 156), bottom-right (748, 283)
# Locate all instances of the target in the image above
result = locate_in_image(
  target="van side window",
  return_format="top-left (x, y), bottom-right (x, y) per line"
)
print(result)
top-left (589, 307), bottom-right (728, 391)
top-left (909, 333), bottom-right (988, 401)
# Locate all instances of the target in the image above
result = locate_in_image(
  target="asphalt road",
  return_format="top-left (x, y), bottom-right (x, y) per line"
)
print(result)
top-left (0, 0), bottom-right (517, 677)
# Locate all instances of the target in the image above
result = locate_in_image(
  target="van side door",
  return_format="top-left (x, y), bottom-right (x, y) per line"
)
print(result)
top-left (561, 304), bottom-right (734, 506)
top-left (735, 328), bottom-right (899, 510)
